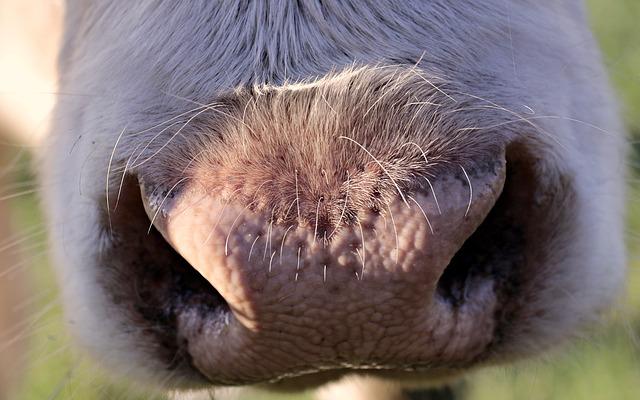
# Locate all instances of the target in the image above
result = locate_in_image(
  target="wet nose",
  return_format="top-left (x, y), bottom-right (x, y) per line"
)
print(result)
top-left (130, 65), bottom-right (512, 383)
top-left (140, 153), bottom-right (505, 382)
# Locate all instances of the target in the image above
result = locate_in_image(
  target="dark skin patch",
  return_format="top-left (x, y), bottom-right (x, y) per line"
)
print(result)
top-left (99, 176), bottom-right (226, 382)
top-left (404, 384), bottom-right (464, 400)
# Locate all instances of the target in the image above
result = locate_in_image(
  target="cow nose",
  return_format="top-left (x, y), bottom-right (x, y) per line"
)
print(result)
top-left (139, 151), bottom-right (505, 383)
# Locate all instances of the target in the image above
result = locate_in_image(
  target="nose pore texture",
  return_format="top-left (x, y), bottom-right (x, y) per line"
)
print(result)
top-left (131, 66), bottom-right (516, 381)
top-left (140, 154), bottom-right (505, 380)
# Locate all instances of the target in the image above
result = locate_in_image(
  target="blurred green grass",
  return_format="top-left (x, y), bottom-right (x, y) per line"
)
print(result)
top-left (588, 0), bottom-right (640, 141)
top-left (6, 1), bottom-right (640, 399)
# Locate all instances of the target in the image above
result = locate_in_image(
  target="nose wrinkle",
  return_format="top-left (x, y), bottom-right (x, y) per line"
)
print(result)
top-left (175, 195), bottom-right (438, 328)
top-left (143, 159), bottom-right (504, 327)
top-left (140, 157), bottom-right (505, 382)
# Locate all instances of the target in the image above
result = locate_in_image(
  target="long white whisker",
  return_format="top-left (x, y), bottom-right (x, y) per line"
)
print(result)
top-left (328, 172), bottom-right (350, 238)
top-left (268, 250), bottom-right (277, 274)
top-left (460, 165), bottom-right (473, 217)
top-left (295, 169), bottom-right (301, 221)
top-left (105, 126), bottom-right (127, 233)
top-left (295, 247), bottom-right (302, 281)
top-left (424, 177), bottom-right (442, 215)
top-left (409, 196), bottom-right (434, 234)
top-left (203, 188), bottom-right (243, 245)
top-left (279, 225), bottom-right (294, 266)
top-left (147, 177), bottom-right (190, 234)
top-left (313, 197), bottom-right (322, 241)
top-left (339, 135), bottom-right (409, 206)
top-left (386, 203), bottom-right (400, 265)
top-left (356, 219), bottom-right (366, 280)
top-left (248, 235), bottom-right (261, 262)
top-left (225, 202), bottom-right (256, 256)
top-left (131, 105), bottom-right (218, 169)
top-left (126, 120), bottom-right (185, 169)
top-left (264, 208), bottom-right (276, 260)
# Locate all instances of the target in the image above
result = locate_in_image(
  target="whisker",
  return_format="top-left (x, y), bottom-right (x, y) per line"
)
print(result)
top-left (320, 92), bottom-right (338, 116)
top-left (410, 69), bottom-right (457, 103)
top-left (126, 120), bottom-right (184, 170)
top-left (146, 177), bottom-right (190, 234)
top-left (279, 225), bottom-right (294, 266)
top-left (283, 197), bottom-right (299, 221)
top-left (130, 105), bottom-right (219, 169)
top-left (203, 188), bottom-right (243, 245)
top-left (162, 90), bottom-right (258, 136)
top-left (45, 359), bottom-right (78, 400)
top-left (105, 126), bottom-right (128, 233)
top-left (0, 249), bottom-right (48, 278)
top-left (132, 101), bottom-right (212, 133)
top-left (0, 226), bottom-right (46, 254)
top-left (248, 235), bottom-right (261, 262)
top-left (409, 196), bottom-right (434, 234)
top-left (264, 208), bottom-right (276, 260)
top-left (296, 247), bottom-right (302, 281)
top-left (224, 203), bottom-right (255, 256)
top-left (251, 179), bottom-right (274, 204)
top-left (313, 197), bottom-right (322, 241)
top-left (295, 169), bottom-right (301, 221)
top-left (401, 141), bottom-right (430, 165)
top-left (356, 218), bottom-right (366, 280)
top-left (460, 165), bottom-right (473, 217)
top-left (424, 177), bottom-right (442, 215)
top-left (329, 172), bottom-right (350, 239)
top-left (268, 250), bottom-right (277, 274)
top-left (0, 178), bottom-right (38, 191)
top-left (0, 148), bottom-right (29, 179)
top-left (339, 135), bottom-right (409, 207)
top-left (385, 203), bottom-right (400, 265)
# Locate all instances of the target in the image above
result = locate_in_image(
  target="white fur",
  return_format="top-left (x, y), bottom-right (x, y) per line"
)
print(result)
top-left (24, 0), bottom-right (628, 398)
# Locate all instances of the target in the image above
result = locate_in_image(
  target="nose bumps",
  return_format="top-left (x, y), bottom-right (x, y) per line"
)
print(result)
top-left (132, 66), bottom-right (510, 380)
top-left (142, 157), bottom-right (505, 326)
top-left (139, 158), bottom-right (505, 382)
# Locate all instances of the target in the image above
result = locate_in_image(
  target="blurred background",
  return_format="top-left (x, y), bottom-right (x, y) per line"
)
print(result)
top-left (0, 0), bottom-right (638, 399)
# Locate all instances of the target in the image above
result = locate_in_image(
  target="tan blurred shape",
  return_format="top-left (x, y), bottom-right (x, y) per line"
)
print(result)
top-left (0, 0), bottom-right (62, 144)
top-left (0, 1), bottom-right (62, 398)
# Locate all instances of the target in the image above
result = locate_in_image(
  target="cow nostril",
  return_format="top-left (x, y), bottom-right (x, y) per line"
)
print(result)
top-left (437, 165), bottom-right (522, 307)
top-left (139, 152), bottom-right (506, 304)
top-left (131, 150), bottom-right (510, 382)
top-left (436, 142), bottom-right (549, 329)
top-left (99, 175), bottom-right (231, 373)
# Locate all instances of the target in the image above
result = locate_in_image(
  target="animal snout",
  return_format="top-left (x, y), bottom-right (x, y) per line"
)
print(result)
top-left (138, 140), bottom-right (505, 384)
top-left (115, 67), bottom-right (522, 384)
top-left (100, 66), bottom-right (571, 387)
top-left (40, 1), bottom-right (627, 395)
